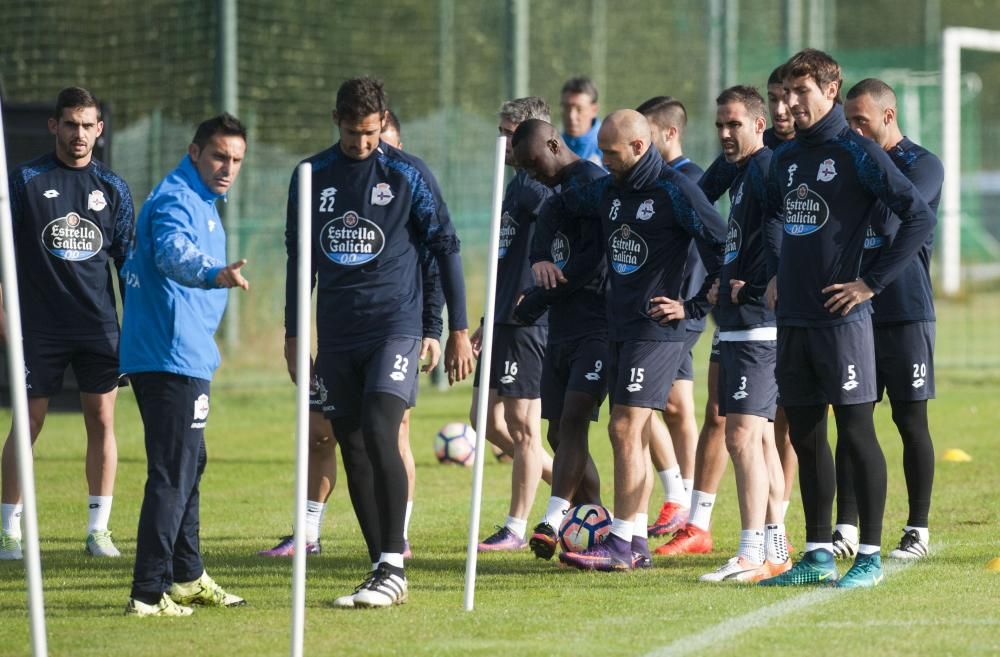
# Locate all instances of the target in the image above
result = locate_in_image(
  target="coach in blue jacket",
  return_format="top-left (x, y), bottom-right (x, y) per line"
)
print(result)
top-left (120, 114), bottom-right (250, 617)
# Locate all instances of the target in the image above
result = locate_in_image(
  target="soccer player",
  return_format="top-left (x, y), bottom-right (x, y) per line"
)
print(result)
top-left (560, 77), bottom-right (603, 165)
top-left (121, 113), bottom-right (249, 617)
top-left (757, 50), bottom-right (935, 589)
top-left (474, 97), bottom-right (555, 553)
top-left (836, 78), bottom-right (942, 560)
top-left (765, 65), bottom-right (800, 524)
top-left (697, 86), bottom-right (791, 582)
top-left (284, 78), bottom-right (472, 608)
top-left (507, 119), bottom-right (609, 560)
top-left (534, 110), bottom-right (726, 571)
top-left (1, 87), bottom-right (133, 561)
top-left (258, 109), bottom-right (434, 559)
top-left (637, 96), bottom-right (711, 540)
top-left (765, 65), bottom-right (796, 149)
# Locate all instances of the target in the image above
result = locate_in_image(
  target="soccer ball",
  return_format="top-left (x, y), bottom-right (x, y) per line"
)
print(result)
top-left (558, 504), bottom-right (612, 553)
top-left (434, 422), bottom-right (476, 467)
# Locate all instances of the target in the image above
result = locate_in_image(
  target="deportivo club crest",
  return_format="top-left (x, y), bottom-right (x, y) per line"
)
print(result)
top-left (370, 182), bottom-right (394, 206)
top-left (636, 199), bottom-right (655, 221)
top-left (88, 189), bottom-right (107, 211)
top-left (817, 158), bottom-right (837, 182)
top-left (320, 211), bottom-right (386, 266)
top-left (42, 212), bottom-right (103, 261)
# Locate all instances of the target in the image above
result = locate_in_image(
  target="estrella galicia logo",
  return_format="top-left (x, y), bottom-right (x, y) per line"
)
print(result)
top-left (863, 225), bottom-right (885, 250)
top-left (724, 219), bottom-right (742, 265)
top-left (498, 211), bottom-right (517, 259)
top-left (42, 212), bottom-right (103, 261)
top-left (551, 231), bottom-right (571, 269)
top-left (783, 184), bottom-right (830, 236)
top-left (320, 211), bottom-right (385, 266)
top-left (608, 223), bottom-right (648, 275)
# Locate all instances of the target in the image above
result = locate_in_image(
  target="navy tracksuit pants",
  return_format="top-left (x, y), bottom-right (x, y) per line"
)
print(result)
top-left (129, 372), bottom-right (210, 604)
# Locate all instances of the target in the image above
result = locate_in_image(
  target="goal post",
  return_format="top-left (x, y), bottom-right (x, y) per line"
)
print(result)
top-left (941, 27), bottom-right (1000, 295)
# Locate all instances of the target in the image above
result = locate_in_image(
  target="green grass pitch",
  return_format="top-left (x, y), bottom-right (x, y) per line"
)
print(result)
top-left (0, 355), bottom-right (998, 656)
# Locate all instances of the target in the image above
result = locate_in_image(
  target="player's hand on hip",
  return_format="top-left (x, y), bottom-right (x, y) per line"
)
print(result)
top-left (822, 279), bottom-right (874, 316)
top-left (765, 276), bottom-right (778, 310)
top-left (707, 278), bottom-right (720, 305)
top-left (648, 296), bottom-right (686, 324)
top-left (532, 261), bottom-right (566, 290)
top-left (729, 279), bottom-right (746, 305)
top-left (420, 337), bottom-right (442, 372)
top-left (215, 258), bottom-right (250, 290)
top-left (445, 329), bottom-right (474, 385)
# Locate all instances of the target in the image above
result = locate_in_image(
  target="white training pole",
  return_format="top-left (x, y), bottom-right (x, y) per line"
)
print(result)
top-left (463, 135), bottom-right (507, 611)
top-left (0, 99), bottom-right (48, 656)
top-left (941, 27), bottom-right (962, 296)
top-left (289, 163), bottom-right (312, 657)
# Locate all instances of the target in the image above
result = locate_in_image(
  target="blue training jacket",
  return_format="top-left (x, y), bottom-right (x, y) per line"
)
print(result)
top-left (119, 155), bottom-right (230, 380)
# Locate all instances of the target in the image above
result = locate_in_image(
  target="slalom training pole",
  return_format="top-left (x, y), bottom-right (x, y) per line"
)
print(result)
top-left (289, 163), bottom-right (312, 657)
top-left (0, 99), bottom-right (48, 657)
top-left (463, 135), bottom-right (507, 611)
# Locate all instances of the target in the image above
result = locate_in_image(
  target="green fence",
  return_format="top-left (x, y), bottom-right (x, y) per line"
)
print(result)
top-left (3, 0), bottom-right (1000, 370)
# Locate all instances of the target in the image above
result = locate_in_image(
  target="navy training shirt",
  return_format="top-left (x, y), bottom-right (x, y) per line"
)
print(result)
top-left (537, 147), bottom-right (726, 342)
top-left (521, 159), bottom-right (608, 343)
top-left (764, 104), bottom-right (936, 327)
top-left (715, 147), bottom-right (777, 331)
top-left (494, 169), bottom-right (552, 326)
top-left (763, 127), bottom-right (793, 151)
top-left (669, 156), bottom-right (709, 334)
top-left (284, 142), bottom-right (466, 351)
top-left (8, 152), bottom-right (134, 338)
top-left (860, 137), bottom-right (942, 325)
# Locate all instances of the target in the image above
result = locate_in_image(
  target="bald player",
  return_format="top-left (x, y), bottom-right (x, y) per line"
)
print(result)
top-left (838, 78), bottom-right (942, 561)
top-left (534, 110), bottom-right (726, 571)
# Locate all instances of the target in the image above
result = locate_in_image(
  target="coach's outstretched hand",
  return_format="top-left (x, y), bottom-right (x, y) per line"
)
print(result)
top-left (822, 279), bottom-right (874, 316)
top-left (215, 258), bottom-right (250, 290)
top-left (444, 329), bottom-right (474, 385)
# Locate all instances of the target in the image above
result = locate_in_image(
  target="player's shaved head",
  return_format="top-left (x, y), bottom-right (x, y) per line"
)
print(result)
top-left (512, 119), bottom-right (576, 186)
top-left (511, 118), bottom-right (559, 149)
top-left (601, 110), bottom-right (652, 144)
top-left (847, 78), bottom-right (897, 109)
top-left (598, 110), bottom-right (652, 181)
top-left (636, 96), bottom-right (688, 133)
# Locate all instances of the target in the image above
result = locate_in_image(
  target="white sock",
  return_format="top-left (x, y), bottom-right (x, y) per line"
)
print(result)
top-left (765, 523), bottom-right (788, 563)
top-left (805, 542), bottom-right (834, 553)
top-left (682, 478), bottom-right (693, 495)
top-left (688, 490), bottom-right (715, 531)
top-left (505, 516), bottom-right (527, 540)
top-left (1, 503), bottom-right (23, 538)
top-left (835, 523), bottom-right (859, 544)
top-left (403, 500), bottom-right (413, 540)
top-left (542, 496), bottom-right (571, 530)
top-left (904, 525), bottom-right (929, 543)
top-left (87, 496), bottom-right (113, 533)
top-left (305, 500), bottom-right (326, 543)
top-left (379, 552), bottom-right (405, 569)
top-left (738, 529), bottom-right (766, 564)
top-left (610, 518), bottom-right (633, 542)
top-left (781, 500), bottom-right (790, 520)
top-left (858, 543), bottom-right (880, 555)
top-left (659, 466), bottom-right (687, 505)
top-left (633, 514), bottom-right (648, 539)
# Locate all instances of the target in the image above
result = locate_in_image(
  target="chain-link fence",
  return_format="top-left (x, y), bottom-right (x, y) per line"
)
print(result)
top-left (3, 0), bottom-right (999, 370)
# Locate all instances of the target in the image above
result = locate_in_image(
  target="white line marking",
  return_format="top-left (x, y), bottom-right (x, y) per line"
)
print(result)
top-left (641, 553), bottom-right (929, 657)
